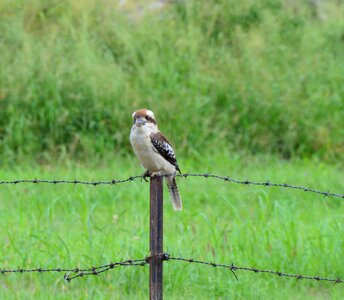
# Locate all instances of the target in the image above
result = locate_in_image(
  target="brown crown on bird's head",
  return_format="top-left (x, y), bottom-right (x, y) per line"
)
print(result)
top-left (132, 109), bottom-right (157, 125)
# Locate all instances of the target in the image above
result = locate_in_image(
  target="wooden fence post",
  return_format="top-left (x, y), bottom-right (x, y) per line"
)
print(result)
top-left (149, 175), bottom-right (163, 300)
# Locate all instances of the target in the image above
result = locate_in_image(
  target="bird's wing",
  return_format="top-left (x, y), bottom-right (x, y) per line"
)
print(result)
top-left (150, 132), bottom-right (181, 173)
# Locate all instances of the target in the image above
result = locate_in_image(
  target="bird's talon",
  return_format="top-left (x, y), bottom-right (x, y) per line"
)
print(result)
top-left (142, 170), bottom-right (151, 182)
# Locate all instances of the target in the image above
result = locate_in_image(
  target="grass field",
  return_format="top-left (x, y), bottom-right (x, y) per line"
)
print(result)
top-left (0, 155), bottom-right (343, 299)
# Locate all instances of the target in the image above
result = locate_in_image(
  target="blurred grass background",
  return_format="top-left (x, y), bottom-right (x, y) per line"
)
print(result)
top-left (0, 0), bottom-right (343, 163)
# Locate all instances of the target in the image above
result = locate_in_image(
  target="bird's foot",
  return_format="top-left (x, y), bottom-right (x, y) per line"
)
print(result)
top-left (141, 170), bottom-right (151, 182)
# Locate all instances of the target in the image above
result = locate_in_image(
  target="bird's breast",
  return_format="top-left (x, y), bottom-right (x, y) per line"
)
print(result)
top-left (130, 126), bottom-right (151, 150)
top-left (130, 126), bottom-right (174, 173)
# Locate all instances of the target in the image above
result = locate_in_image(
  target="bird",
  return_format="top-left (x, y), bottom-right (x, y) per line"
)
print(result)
top-left (129, 108), bottom-right (182, 211)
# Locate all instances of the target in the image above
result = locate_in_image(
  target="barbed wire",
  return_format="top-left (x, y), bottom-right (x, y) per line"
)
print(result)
top-left (166, 255), bottom-right (344, 284)
top-left (0, 175), bottom-right (143, 186)
top-left (2, 253), bottom-right (342, 284)
top-left (176, 173), bottom-right (344, 199)
top-left (0, 173), bottom-right (343, 199)
top-left (64, 259), bottom-right (147, 281)
top-left (0, 258), bottom-right (147, 282)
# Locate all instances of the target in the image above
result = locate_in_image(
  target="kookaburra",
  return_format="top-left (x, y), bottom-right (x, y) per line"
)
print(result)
top-left (130, 109), bottom-right (182, 211)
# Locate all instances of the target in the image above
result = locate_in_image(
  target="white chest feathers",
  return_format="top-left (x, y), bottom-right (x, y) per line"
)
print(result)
top-left (130, 126), bottom-right (175, 173)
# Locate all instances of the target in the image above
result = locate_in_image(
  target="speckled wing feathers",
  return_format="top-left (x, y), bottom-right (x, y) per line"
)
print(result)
top-left (150, 132), bottom-right (180, 173)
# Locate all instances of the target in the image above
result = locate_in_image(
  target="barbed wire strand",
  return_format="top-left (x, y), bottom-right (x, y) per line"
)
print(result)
top-left (166, 255), bottom-right (344, 284)
top-left (0, 258), bottom-right (147, 282)
top-left (2, 254), bottom-right (343, 284)
top-left (0, 175), bottom-right (143, 186)
top-left (64, 259), bottom-right (147, 281)
top-left (0, 173), bottom-right (343, 199)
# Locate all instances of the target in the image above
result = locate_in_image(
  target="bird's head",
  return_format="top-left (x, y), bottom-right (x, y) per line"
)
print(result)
top-left (132, 109), bottom-right (157, 128)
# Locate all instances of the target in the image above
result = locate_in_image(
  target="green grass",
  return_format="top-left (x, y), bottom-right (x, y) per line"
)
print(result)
top-left (0, 155), bottom-right (343, 299)
top-left (0, 0), bottom-right (344, 162)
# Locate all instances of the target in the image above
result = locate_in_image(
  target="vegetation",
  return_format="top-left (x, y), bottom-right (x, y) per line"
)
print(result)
top-left (0, 1), bottom-right (343, 298)
top-left (0, 0), bottom-right (343, 163)
top-left (0, 156), bottom-right (343, 299)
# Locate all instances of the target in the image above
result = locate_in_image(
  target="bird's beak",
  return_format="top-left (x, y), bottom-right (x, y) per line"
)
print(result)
top-left (135, 117), bottom-right (146, 127)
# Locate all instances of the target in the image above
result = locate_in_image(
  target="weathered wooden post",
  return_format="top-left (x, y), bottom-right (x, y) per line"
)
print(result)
top-left (149, 175), bottom-right (163, 300)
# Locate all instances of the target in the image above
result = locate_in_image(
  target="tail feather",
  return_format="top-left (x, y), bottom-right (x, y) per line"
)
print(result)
top-left (165, 176), bottom-right (182, 211)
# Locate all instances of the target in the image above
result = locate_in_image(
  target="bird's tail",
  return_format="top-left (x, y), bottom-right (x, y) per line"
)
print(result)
top-left (165, 176), bottom-right (182, 211)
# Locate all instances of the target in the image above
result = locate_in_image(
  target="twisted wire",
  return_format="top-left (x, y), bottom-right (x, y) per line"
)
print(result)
top-left (2, 254), bottom-right (342, 284)
top-left (0, 173), bottom-right (342, 199)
